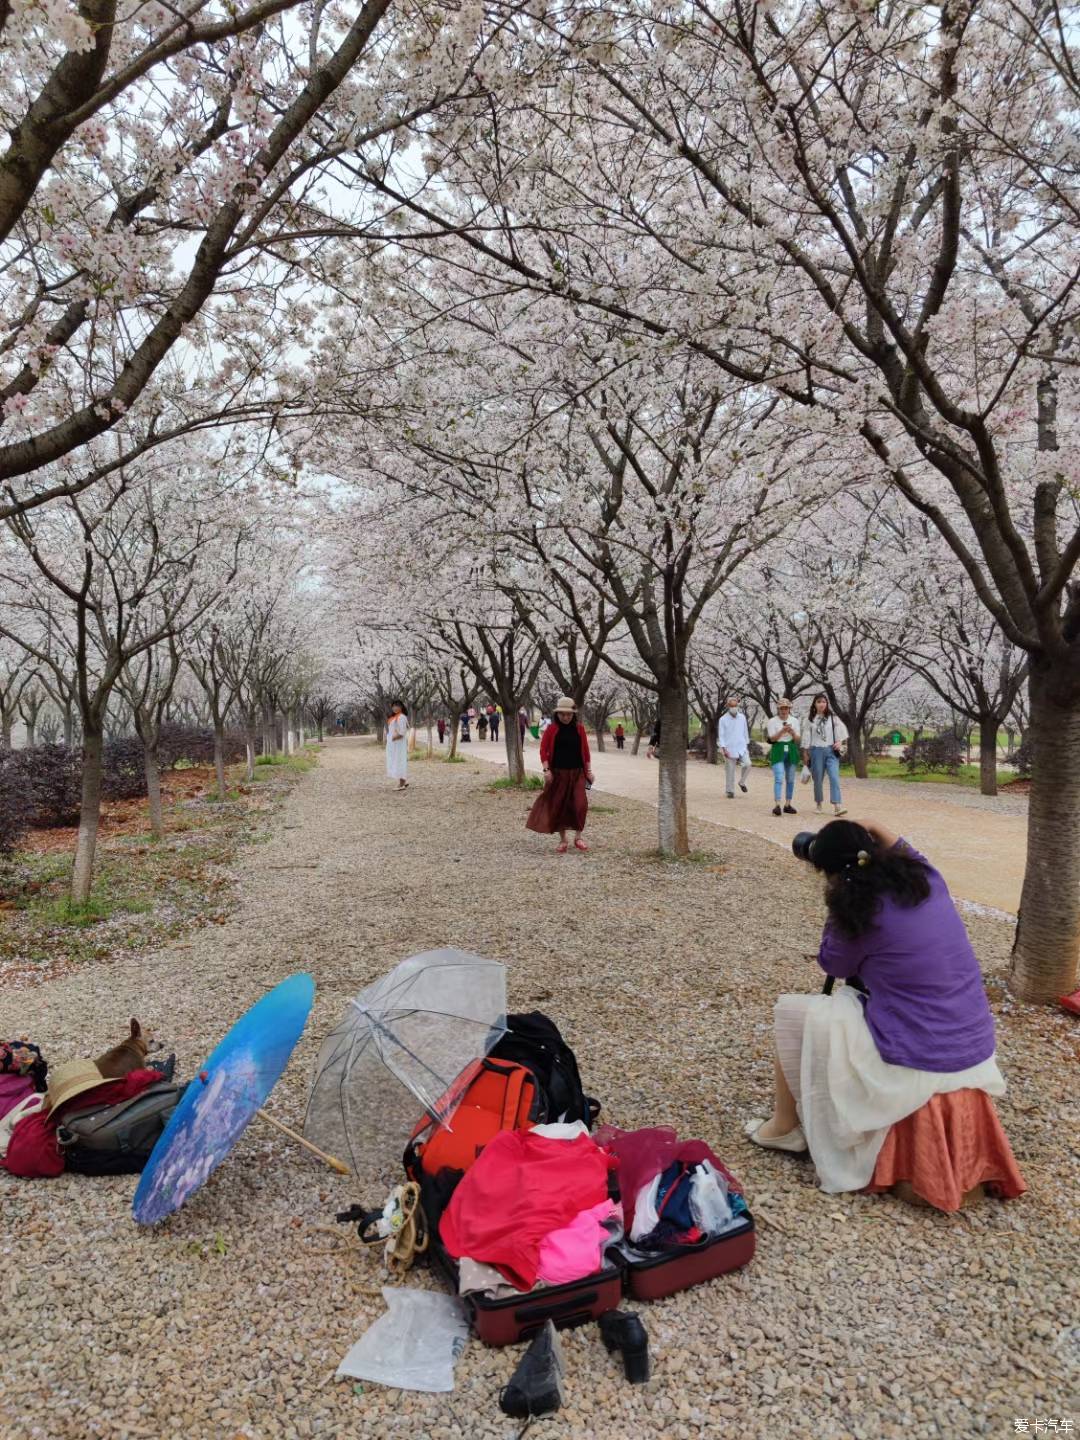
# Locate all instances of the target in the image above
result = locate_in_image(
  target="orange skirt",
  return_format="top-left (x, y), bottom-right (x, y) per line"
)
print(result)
top-left (866, 1089), bottom-right (1026, 1212)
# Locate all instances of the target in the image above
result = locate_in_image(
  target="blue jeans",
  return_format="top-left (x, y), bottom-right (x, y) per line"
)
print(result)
top-left (810, 746), bottom-right (842, 805)
top-left (771, 759), bottom-right (796, 802)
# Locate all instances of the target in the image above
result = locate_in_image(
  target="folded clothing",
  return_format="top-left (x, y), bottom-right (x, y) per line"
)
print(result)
top-left (440, 1130), bottom-right (616, 1291)
top-left (0, 1092), bottom-right (45, 1161)
top-left (594, 1126), bottom-right (743, 1235)
top-left (537, 1198), bottom-right (621, 1286)
top-left (631, 1159), bottom-right (748, 1250)
top-left (0, 1072), bottom-right (35, 1124)
top-left (1, 1068), bottom-right (162, 1179)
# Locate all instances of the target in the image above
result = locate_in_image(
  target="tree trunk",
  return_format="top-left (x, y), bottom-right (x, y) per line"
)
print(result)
top-left (245, 727), bottom-right (257, 782)
top-left (318, 721), bottom-right (325, 742)
top-left (594, 720), bottom-right (606, 752)
top-left (657, 683), bottom-right (690, 856)
top-left (144, 743), bottom-right (164, 840)
top-left (504, 717), bottom-right (525, 783)
top-left (1010, 669), bottom-right (1080, 1002)
top-left (1, 717), bottom-right (11, 749)
top-left (702, 713), bottom-right (718, 765)
top-left (426, 714), bottom-right (434, 755)
top-left (25, 719), bottom-right (36, 747)
top-left (448, 709), bottom-right (461, 760)
top-left (848, 727), bottom-right (869, 780)
top-left (63, 703), bottom-right (75, 749)
top-left (283, 711), bottom-right (293, 756)
top-left (71, 724), bottom-right (104, 905)
top-left (978, 716), bottom-right (999, 798)
top-left (214, 723), bottom-right (228, 800)
top-left (631, 730), bottom-right (642, 756)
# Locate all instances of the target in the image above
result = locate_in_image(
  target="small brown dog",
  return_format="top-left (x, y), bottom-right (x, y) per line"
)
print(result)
top-left (95, 1018), bottom-right (155, 1079)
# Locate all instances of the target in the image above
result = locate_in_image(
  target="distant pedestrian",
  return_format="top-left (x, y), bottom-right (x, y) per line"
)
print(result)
top-left (526, 697), bottom-right (594, 853)
top-left (614, 723), bottom-right (626, 751)
top-left (386, 702), bottom-right (409, 791)
top-left (766, 699), bottom-right (801, 816)
top-left (461, 714), bottom-right (471, 743)
top-left (478, 712), bottom-right (488, 740)
top-left (518, 708), bottom-right (529, 745)
top-left (646, 718), bottom-right (661, 759)
top-left (803, 694), bottom-right (848, 816)
top-left (490, 709), bottom-right (500, 742)
top-left (437, 717), bottom-right (446, 745)
top-left (718, 696), bottom-right (751, 798)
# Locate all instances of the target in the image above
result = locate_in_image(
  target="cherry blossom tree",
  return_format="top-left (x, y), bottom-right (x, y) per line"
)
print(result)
top-left (0, 455), bottom-right (245, 899)
top-left (361, 0), bottom-right (1080, 996)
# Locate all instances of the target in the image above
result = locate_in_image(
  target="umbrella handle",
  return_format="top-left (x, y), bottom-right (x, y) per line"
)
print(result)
top-left (256, 1109), bottom-right (350, 1174)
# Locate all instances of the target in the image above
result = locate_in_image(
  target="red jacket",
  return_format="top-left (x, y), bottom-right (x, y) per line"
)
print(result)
top-left (539, 721), bottom-right (591, 769)
top-left (2, 1068), bottom-right (161, 1179)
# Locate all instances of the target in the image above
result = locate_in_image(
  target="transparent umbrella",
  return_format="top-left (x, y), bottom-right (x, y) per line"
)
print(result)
top-left (303, 948), bottom-right (507, 1174)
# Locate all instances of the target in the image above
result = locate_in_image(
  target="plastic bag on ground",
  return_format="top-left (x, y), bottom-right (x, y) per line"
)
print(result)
top-left (336, 1287), bottom-right (469, 1393)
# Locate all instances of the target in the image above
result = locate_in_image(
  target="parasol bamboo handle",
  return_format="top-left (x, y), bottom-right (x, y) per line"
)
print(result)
top-left (257, 1109), bottom-right (350, 1174)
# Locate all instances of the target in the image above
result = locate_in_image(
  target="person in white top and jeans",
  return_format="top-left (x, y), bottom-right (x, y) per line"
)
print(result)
top-left (802, 693), bottom-right (848, 815)
top-left (718, 696), bottom-right (751, 799)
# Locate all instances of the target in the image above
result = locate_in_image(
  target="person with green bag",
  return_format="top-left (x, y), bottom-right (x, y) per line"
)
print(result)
top-left (766, 698), bottom-right (802, 817)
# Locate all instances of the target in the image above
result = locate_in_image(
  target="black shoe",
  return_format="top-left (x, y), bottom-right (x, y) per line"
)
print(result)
top-left (726, 791), bottom-right (734, 799)
top-left (148, 1053), bottom-right (176, 1081)
top-left (784, 804), bottom-right (797, 815)
top-left (499, 1321), bottom-right (565, 1417)
top-left (772, 805), bottom-right (782, 816)
top-left (739, 783), bottom-right (748, 793)
top-left (599, 1310), bottom-right (650, 1384)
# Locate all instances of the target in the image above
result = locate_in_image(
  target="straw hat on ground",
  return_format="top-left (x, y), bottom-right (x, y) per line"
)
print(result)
top-left (46, 1060), bottom-right (104, 1113)
top-left (554, 697), bottom-right (577, 715)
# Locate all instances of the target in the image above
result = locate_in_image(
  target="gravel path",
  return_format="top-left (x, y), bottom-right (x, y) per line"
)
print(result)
top-left (2, 739), bottom-right (1076, 1440)
top-left (469, 740), bottom-right (1031, 914)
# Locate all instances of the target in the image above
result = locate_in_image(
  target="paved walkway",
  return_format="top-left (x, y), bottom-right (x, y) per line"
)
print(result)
top-left (467, 738), bottom-right (1028, 916)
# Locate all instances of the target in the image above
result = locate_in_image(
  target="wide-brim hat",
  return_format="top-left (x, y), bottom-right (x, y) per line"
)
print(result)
top-left (554, 696), bottom-right (577, 714)
top-left (46, 1059), bottom-right (104, 1113)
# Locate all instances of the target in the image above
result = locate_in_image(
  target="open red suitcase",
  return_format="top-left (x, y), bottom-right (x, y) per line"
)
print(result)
top-left (621, 1214), bottom-right (756, 1302)
top-left (426, 1213), bottom-right (756, 1345)
top-left (429, 1240), bottom-right (625, 1346)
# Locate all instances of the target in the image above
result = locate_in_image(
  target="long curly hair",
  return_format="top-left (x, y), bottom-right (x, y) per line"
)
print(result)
top-left (814, 821), bottom-right (932, 939)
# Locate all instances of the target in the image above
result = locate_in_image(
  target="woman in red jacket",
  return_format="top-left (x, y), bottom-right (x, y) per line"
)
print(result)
top-left (526, 697), bottom-right (595, 852)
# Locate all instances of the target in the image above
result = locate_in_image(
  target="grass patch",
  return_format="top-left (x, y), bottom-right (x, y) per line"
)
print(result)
top-left (444, 754), bottom-right (467, 764)
top-left (647, 847), bottom-right (724, 865)
top-left (30, 891), bottom-right (155, 927)
top-left (748, 755), bottom-right (1014, 789)
top-left (251, 751), bottom-right (317, 780)
top-left (589, 804), bottom-right (617, 814)
top-left (1, 752), bottom-right (317, 980)
top-left (488, 775), bottom-right (545, 791)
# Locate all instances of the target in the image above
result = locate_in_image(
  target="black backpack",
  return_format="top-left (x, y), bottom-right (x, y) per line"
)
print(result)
top-left (490, 1012), bottom-right (599, 1128)
top-left (57, 1081), bottom-right (186, 1175)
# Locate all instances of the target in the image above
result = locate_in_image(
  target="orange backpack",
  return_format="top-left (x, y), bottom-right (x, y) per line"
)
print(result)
top-left (407, 1057), bottom-right (544, 1178)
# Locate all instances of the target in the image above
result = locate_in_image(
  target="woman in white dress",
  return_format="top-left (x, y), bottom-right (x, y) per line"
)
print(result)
top-left (386, 702), bottom-right (409, 790)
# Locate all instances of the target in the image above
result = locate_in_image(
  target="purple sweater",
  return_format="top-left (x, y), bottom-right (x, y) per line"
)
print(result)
top-left (817, 841), bottom-right (996, 1073)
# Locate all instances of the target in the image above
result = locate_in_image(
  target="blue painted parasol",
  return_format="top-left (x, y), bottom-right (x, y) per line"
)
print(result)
top-left (133, 972), bottom-right (317, 1225)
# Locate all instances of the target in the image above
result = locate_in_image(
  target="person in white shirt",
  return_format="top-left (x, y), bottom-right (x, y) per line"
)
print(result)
top-left (802, 693), bottom-right (848, 815)
top-left (718, 696), bottom-right (751, 799)
top-left (766, 699), bottom-right (802, 816)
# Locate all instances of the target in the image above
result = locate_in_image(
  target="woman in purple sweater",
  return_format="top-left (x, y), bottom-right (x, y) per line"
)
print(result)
top-left (746, 818), bottom-right (1005, 1194)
